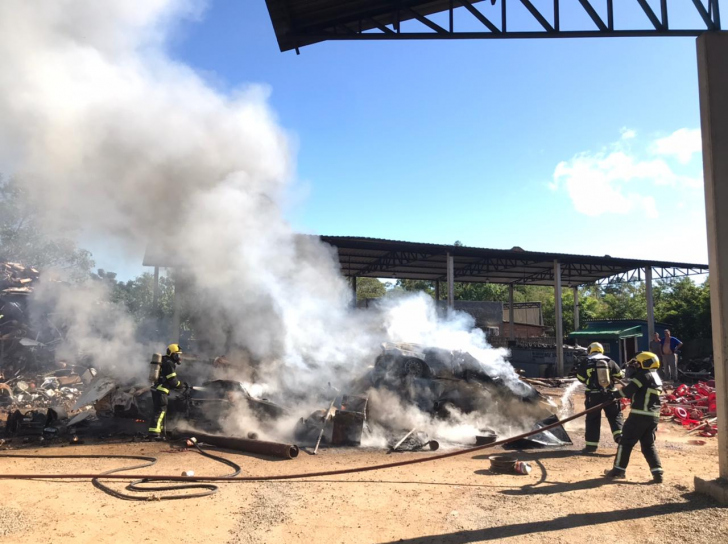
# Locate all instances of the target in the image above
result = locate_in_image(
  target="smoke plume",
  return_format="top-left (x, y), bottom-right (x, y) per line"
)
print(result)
top-left (0, 1), bottom-right (537, 442)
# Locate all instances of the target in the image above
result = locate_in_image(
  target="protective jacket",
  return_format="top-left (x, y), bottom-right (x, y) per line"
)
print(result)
top-left (154, 356), bottom-right (182, 395)
top-left (616, 368), bottom-right (663, 418)
top-left (576, 354), bottom-right (624, 393)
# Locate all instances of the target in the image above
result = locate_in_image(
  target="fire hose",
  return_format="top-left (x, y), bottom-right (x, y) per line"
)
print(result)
top-left (0, 399), bottom-right (615, 497)
top-left (0, 442), bottom-right (241, 501)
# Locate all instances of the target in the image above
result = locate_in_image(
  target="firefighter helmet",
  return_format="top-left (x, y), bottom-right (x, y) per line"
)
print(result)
top-left (587, 342), bottom-right (604, 355)
top-left (167, 343), bottom-right (182, 363)
top-left (633, 351), bottom-right (660, 370)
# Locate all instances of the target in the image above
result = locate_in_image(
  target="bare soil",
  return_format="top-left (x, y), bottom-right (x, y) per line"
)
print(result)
top-left (1, 391), bottom-right (726, 544)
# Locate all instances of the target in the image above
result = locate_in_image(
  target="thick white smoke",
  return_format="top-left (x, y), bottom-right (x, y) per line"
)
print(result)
top-left (0, 1), bottom-right (540, 442)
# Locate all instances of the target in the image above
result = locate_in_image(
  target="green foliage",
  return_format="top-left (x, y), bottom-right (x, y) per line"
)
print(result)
top-left (109, 272), bottom-right (176, 322)
top-left (395, 273), bottom-right (712, 340)
top-left (0, 176), bottom-right (94, 281)
top-left (356, 277), bottom-right (387, 300)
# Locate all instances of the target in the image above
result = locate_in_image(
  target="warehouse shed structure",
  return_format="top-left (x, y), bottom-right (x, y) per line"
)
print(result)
top-left (319, 235), bottom-right (708, 376)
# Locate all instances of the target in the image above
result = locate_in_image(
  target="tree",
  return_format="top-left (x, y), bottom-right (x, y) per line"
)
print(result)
top-left (0, 176), bottom-right (94, 280)
top-left (108, 272), bottom-right (176, 322)
top-left (356, 277), bottom-right (386, 301)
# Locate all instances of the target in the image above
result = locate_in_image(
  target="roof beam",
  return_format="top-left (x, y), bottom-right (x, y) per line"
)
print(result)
top-left (406, 7), bottom-right (448, 34)
top-left (692, 0), bottom-right (718, 30)
top-left (577, 0), bottom-right (608, 31)
top-left (459, 0), bottom-right (501, 33)
top-left (519, 0), bottom-right (555, 32)
top-left (355, 249), bottom-right (439, 277)
top-left (368, 18), bottom-right (395, 34)
top-left (635, 0), bottom-right (664, 30)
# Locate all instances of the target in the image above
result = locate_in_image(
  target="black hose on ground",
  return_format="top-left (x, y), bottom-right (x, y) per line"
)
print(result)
top-left (0, 442), bottom-right (241, 501)
top-left (0, 400), bottom-right (615, 490)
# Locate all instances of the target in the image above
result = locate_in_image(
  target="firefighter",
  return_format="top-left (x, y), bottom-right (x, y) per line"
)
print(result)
top-left (148, 343), bottom-right (186, 440)
top-left (604, 351), bottom-right (664, 483)
top-left (576, 342), bottom-right (624, 453)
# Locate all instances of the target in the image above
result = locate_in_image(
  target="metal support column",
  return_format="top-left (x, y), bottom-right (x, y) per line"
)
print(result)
top-left (697, 31), bottom-right (728, 483)
top-left (352, 276), bottom-right (357, 308)
top-left (554, 260), bottom-right (564, 377)
top-left (573, 286), bottom-right (580, 332)
top-left (508, 284), bottom-right (515, 340)
top-left (171, 271), bottom-right (180, 343)
top-left (153, 266), bottom-right (160, 313)
top-left (435, 280), bottom-right (440, 301)
top-left (646, 267), bottom-right (655, 345)
top-left (446, 253), bottom-right (454, 309)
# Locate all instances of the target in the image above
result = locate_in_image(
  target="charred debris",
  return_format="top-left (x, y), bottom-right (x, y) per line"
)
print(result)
top-left (4, 341), bottom-right (571, 455)
top-left (1, 263), bottom-right (571, 454)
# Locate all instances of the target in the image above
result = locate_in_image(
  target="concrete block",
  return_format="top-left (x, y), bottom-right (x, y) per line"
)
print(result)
top-left (694, 476), bottom-right (728, 505)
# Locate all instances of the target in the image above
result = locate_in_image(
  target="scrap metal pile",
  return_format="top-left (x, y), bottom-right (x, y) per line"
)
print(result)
top-left (660, 381), bottom-right (718, 438)
top-left (3, 339), bottom-right (573, 457)
top-left (0, 262), bottom-right (97, 440)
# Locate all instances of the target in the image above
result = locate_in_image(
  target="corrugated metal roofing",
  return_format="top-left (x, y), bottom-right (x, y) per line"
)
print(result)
top-left (569, 325), bottom-right (643, 339)
top-left (319, 235), bottom-right (708, 287)
top-left (143, 235), bottom-right (708, 288)
top-left (265, 0), bottom-right (476, 51)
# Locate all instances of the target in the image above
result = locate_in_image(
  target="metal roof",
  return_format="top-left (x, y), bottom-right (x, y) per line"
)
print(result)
top-left (264, 0), bottom-right (722, 53)
top-left (265, 0), bottom-right (466, 52)
top-left (569, 325), bottom-right (643, 339)
top-left (320, 236), bottom-right (709, 287)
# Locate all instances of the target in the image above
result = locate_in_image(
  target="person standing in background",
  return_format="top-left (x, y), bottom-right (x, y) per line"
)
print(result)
top-left (649, 332), bottom-right (663, 367)
top-left (661, 330), bottom-right (683, 382)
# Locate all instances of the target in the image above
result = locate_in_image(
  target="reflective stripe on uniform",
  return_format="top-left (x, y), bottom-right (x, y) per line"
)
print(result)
top-left (629, 408), bottom-right (660, 418)
top-left (148, 411), bottom-right (166, 433)
top-left (645, 388), bottom-right (661, 412)
top-left (166, 372), bottom-right (177, 379)
top-left (631, 378), bottom-right (643, 388)
top-left (585, 441), bottom-right (599, 447)
top-left (155, 385), bottom-right (170, 394)
top-left (576, 374), bottom-right (586, 382)
top-left (651, 467), bottom-right (664, 473)
top-left (612, 429), bottom-right (622, 436)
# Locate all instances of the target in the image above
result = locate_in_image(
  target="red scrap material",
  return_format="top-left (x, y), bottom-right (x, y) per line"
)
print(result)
top-left (663, 382), bottom-right (718, 434)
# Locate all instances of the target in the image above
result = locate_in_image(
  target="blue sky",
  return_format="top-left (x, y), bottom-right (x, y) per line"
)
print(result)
top-left (97, 0), bottom-right (712, 278)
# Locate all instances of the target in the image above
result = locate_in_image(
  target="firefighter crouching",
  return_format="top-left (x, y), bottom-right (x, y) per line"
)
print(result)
top-left (576, 342), bottom-right (625, 453)
top-left (604, 351), bottom-right (664, 483)
top-left (148, 344), bottom-right (186, 440)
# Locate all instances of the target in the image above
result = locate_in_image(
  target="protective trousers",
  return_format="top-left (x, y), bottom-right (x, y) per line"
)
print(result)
top-left (613, 414), bottom-right (663, 475)
top-left (149, 390), bottom-right (168, 436)
top-left (584, 392), bottom-right (624, 448)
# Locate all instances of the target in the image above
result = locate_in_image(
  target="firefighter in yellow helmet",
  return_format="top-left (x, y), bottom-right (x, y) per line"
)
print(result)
top-left (604, 351), bottom-right (663, 483)
top-left (148, 344), bottom-right (186, 440)
top-left (575, 342), bottom-right (625, 453)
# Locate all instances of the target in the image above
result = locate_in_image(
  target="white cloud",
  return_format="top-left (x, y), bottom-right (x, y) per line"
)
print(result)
top-left (652, 128), bottom-right (702, 164)
top-left (620, 127), bottom-right (636, 140)
top-left (551, 129), bottom-right (703, 218)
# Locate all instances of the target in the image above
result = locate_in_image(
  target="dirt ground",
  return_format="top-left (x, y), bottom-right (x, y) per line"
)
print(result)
top-left (1, 391), bottom-right (726, 544)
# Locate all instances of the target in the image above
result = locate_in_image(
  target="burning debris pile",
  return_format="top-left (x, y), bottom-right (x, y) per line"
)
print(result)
top-left (0, 262), bottom-right (94, 431)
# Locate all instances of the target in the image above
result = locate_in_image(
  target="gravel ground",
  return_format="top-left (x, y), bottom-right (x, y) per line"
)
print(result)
top-left (0, 389), bottom-right (726, 544)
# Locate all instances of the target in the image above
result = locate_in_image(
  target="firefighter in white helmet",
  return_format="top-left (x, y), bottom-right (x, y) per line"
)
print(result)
top-left (575, 342), bottom-right (625, 453)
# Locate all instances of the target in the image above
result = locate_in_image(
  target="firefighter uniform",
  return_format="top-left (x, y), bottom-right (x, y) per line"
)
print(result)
top-left (148, 345), bottom-right (184, 438)
top-left (605, 352), bottom-right (664, 483)
top-left (576, 343), bottom-right (624, 452)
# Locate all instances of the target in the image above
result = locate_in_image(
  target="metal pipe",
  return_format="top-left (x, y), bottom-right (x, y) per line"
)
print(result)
top-left (554, 260), bottom-right (564, 377)
top-left (645, 267), bottom-right (655, 345)
top-left (508, 285), bottom-right (515, 340)
top-left (446, 252), bottom-right (454, 309)
top-left (174, 432), bottom-right (299, 459)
